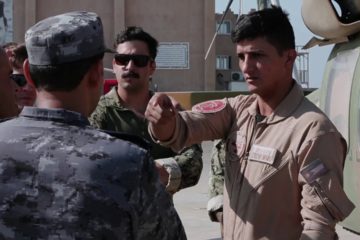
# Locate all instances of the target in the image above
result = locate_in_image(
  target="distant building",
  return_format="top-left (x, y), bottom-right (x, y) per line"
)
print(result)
top-left (10, 1), bottom-right (308, 92)
top-left (11, 0), bottom-right (215, 92)
top-left (215, 10), bottom-right (247, 91)
top-left (295, 46), bottom-right (310, 88)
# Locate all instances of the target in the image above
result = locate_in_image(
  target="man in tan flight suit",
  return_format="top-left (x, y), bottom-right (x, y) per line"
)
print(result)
top-left (145, 6), bottom-right (355, 240)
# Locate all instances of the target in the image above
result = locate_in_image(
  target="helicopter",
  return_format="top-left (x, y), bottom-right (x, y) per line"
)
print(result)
top-left (302, 0), bottom-right (360, 234)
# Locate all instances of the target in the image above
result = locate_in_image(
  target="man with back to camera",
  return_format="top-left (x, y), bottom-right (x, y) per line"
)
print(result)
top-left (145, 6), bottom-right (355, 239)
top-left (90, 26), bottom-right (203, 194)
top-left (0, 11), bottom-right (186, 239)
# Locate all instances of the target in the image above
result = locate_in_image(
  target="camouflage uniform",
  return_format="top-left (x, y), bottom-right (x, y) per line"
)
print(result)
top-left (207, 139), bottom-right (226, 222)
top-left (90, 87), bottom-right (203, 193)
top-left (0, 107), bottom-right (187, 239)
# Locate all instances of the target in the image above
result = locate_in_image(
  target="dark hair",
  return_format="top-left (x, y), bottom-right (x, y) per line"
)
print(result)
top-left (11, 43), bottom-right (27, 70)
top-left (231, 6), bottom-right (295, 55)
top-left (2, 41), bottom-right (18, 50)
top-left (114, 26), bottom-right (158, 59)
top-left (29, 53), bottom-right (104, 91)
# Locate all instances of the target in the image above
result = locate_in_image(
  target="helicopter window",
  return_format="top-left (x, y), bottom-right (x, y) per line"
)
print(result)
top-left (331, 0), bottom-right (360, 24)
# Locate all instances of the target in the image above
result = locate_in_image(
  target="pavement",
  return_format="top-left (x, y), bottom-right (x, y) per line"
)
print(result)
top-left (173, 141), bottom-right (360, 240)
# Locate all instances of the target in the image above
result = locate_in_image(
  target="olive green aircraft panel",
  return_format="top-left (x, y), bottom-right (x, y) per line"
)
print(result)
top-left (319, 32), bottom-right (360, 233)
top-left (305, 88), bottom-right (320, 107)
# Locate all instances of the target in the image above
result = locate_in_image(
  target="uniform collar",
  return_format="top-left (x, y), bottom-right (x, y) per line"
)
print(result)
top-left (20, 106), bottom-right (90, 126)
top-left (104, 87), bottom-right (154, 110)
top-left (104, 87), bottom-right (124, 108)
top-left (247, 81), bottom-right (304, 124)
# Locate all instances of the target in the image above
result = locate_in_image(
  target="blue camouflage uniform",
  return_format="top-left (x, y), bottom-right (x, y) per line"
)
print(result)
top-left (0, 107), bottom-right (186, 239)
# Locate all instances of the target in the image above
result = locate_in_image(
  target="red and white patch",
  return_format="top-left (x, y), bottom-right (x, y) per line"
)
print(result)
top-left (192, 99), bottom-right (226, 113)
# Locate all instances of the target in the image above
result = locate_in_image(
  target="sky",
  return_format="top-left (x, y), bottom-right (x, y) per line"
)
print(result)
top-left (215, 0), bottom-right (333, 88)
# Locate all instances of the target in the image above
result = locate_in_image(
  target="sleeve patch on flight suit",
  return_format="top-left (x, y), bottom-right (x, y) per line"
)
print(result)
top-left (300, 159), bottom-right (328, 184)
top-left (192, 100), bottom-right (226, 113)
top-left (248, 144), bottom-right (277, 165)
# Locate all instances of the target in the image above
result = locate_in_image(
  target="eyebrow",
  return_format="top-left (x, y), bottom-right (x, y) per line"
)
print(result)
top-left (237, 49), bottom-right (266, 55)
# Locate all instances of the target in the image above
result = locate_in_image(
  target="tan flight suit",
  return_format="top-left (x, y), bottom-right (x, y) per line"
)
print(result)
top-left (156, 83), bottom-right (354, 240)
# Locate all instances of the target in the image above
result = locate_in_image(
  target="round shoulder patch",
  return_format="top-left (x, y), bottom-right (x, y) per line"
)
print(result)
top-left (192, 99), bottom-right (226, 113)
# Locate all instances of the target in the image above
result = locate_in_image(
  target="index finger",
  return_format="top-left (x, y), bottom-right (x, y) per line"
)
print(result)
top-left (150, 93), bottom-right (173, 110)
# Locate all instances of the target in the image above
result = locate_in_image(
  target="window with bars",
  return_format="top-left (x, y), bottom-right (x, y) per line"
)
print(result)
top-left (216, 55), bottom-right (231, 69)
top-left (216, 21), bottom-right (231, 35)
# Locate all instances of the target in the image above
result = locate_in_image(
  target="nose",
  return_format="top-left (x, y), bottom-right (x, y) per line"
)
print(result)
top-left (240, 55), bottom-right (254, 74)
top-left (124, 59), bottom-right (136, 69)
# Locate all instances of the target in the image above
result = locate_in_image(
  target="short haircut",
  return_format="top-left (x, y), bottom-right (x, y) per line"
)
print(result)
top-left (114, 26), bottom-right (158, 59)
top-left (11, 43), bottom-right (27, 70)
top-left (29, 53), bottom-right (104, 92)
top-left (231, 6), bottom-right (295, 55)
top-left (2, 42), bottom-right (18, 50)
top-left (0, 46), bottom-right (6, 58)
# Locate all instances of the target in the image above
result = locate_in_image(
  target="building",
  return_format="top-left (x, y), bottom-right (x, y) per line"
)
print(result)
top-left (8, 0), bottom-right (309, 92)
top-left (215, 10), bottom-right (247, 91)
top-left (11, 0), bottom-right (215, 91)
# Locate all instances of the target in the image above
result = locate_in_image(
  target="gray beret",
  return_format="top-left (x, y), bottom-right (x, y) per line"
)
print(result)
top-left (25, 11), bottom-right (114, 65)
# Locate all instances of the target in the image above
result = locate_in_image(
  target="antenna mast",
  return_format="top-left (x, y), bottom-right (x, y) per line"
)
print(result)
top-left (204, 0), bottom-right (234, 60)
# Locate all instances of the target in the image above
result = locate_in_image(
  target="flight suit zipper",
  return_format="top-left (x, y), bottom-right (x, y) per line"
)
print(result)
top-left (231, 115), bottom-right (261, 237)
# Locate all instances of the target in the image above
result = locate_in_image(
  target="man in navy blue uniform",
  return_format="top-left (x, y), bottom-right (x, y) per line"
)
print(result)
top-left (0, 11), bottom-right (186, 240)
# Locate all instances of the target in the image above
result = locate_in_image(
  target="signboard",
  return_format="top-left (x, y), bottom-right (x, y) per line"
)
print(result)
top-left (156, 42), bottom-right (189, 69)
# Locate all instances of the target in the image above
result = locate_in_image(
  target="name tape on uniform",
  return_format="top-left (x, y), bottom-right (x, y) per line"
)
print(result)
top-left (248, 144), bottom-right (277, 165)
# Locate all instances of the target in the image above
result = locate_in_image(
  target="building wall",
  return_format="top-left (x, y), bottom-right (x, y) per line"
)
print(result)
top-left (11, 0), bottom-right (215, 91)
top-left (215, 10), bottom-right (246, 91)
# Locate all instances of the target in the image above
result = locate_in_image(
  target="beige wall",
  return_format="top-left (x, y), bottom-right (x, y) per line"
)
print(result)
top-left (11, 0), bottom-right (215, 91)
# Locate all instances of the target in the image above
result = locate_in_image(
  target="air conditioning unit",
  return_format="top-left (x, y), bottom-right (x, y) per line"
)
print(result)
top-left (231, 71), bottom-right (244, 82)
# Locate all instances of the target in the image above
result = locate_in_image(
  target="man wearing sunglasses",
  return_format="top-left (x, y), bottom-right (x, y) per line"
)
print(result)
top-left (90, 26), bottom-right (203, 194)
top-left (0, 47), bottom-right (18, 120)
top-left (9, 43), bottom-right (36, 110)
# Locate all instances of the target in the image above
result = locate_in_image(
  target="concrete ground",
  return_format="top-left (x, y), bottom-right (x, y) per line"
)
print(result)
top-left (174, 141), bottom-right (360, 240)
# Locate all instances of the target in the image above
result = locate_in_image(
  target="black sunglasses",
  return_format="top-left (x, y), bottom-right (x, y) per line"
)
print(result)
top-left (10, 74), bottom-right (27, 87)
top-left (114, 54), bottom-right (151, 68)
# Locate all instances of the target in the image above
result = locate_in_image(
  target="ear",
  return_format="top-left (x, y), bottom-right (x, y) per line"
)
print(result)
top-left (86, 59), bottom-right (103, 89)
top-left (23, 59), bottom-right (36, 88)
top-left (149, 60), bottom-right (156, 75)
top-left (285, 49), bottom-right (297, 67)
top-left (112, 57), bottom-right (117, 71)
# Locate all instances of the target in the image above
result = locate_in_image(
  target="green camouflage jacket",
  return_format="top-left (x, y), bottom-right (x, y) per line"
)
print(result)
top-left (90, 88), bottom-right (203, 193)
top-left (207, 139), bottom-right (226, 222)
